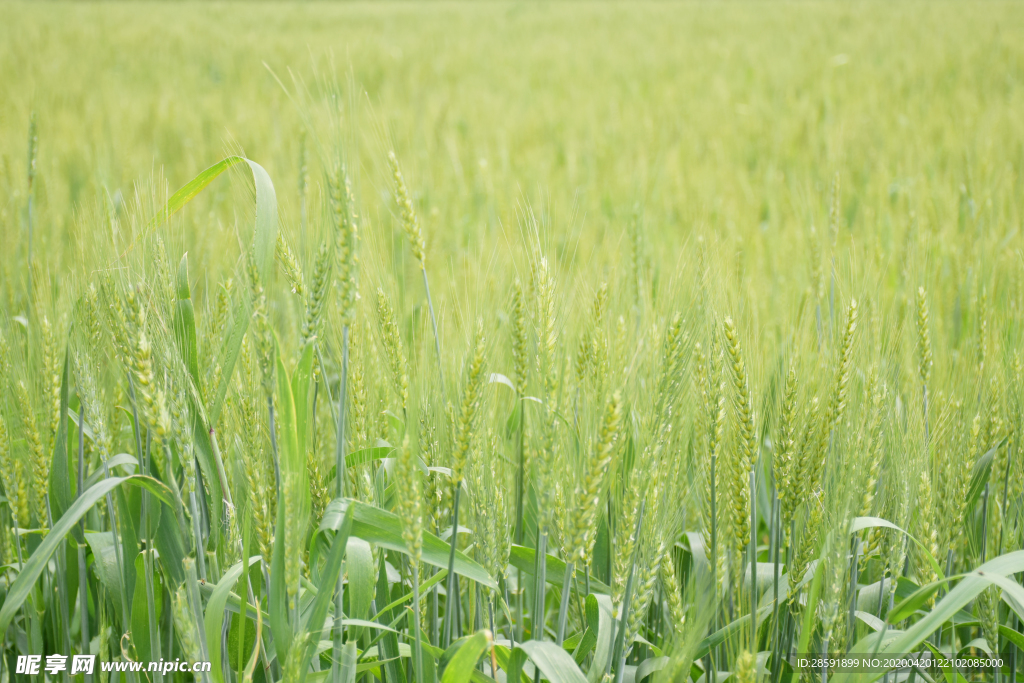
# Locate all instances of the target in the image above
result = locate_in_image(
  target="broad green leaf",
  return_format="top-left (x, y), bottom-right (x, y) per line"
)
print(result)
top-left (292, 341), bottom-right (316, 465)
top-left (345, 538), bottom-right (374, 638)
top-left (488, 373), bottom-right (516, 392)
top-left (888, 580), bottom-right (944, 623)
top-left (319, 498), bottom-right (496, 589)
top-left (143, 155), bottom-right (279, 429)
top-left (374, 558), bottom-right (405, 683)
top-left (196, 580), bottom-right (267, 622)
top-left (493, 645), bottom-right (531, 683)
top-left (339, 641), bottom-right (359, 683)
top-left (114, 482), bottom-right (141, 612)
top-left (635, 656), bottom-right (668, 682)
top-left (851, 517), bottom-right (944, 582)
top-left (980, 572), bottom-right (1024, 622)
top-left (146, 156), bottom-right (277, 279)
top-left (153, 492), bottom-right (189, 588)
top-left (181, 363), bottom-right (223, 550)
top-left (835, 550), bottom-right (1024, 683)
top-left (571, 595), bottom-right (600, 666)
top-left (854, 610), bottom-right (886, 632)
top-left (0, 475), bottom-right (173, 635)
top-left (563, 632), bottom-right (584, 651)
top-left (797, 552), bottom-right (827, 659)
top-left (965, 440), bottom-right (1003, 511)
top-left (509, 544), bottom-right (610, 594)
top-left (958, 637), bottom-right (993, 656)
top-left (923, 642), bottom-right (961, 683)
top-left (327, 446), bottom-right (395, 483)
top-left (84, 532), bottom-right (123, 601)
top-left (586, 594), bottom-right (614, 683)
top-left (514, 641), bottom-right (587, 683)
top-left (999, 624), bottom-right (1024, 651)
top-left (442, 630), bottom-right (493, 683)
top-left (83, 454), bottom-right (138, 490)
top-left (270, 342), bottom-right (311, 662)
top-left (275, 346), bottom-right (306, 482)
top-left (174, 253), bottom-right (202, 394)
top-left (206, 555), bottom-right (262, 683)
top-left (271, 493), bottom-right (292, 663)
top-left (130, 550), bottom-right (162, 663)
top-left (298, 504), bottom-right (354, 683)
top-left (210, 293), bottom-right (252, 427)
top-left (48, 345), bottom-right (73, 524)
top-left (338, 619), bottom-right (399, 633)
top-left (173, 262), bottom-right (225, 550)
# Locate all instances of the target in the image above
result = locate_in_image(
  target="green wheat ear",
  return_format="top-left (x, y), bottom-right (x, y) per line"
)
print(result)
top-left (723, 316), bottom-right (755, 554)
top-left (0, 414), bottom-right (28, 528)
top-left (388, 151), bottom-right (427, 267)
top-left (16, 379), bottom-right (48, 526)
top-left (567, 391), bottom-right (622, 565)
top-left (775, 363), bottom-right (798, 521)
top-left (510, 277), bottom-right (529, 395)
top-left (916, 286), bottom-right (932, 386)
top-left (452, 318), bottom-right (487, 485)
top-left (734, 650), bottom-right (756, 683)
top-left (171, 582), bottom-right (201, 663)
top-left (375, 287), bottom-right (409, 413)
top-left (395, 434), bottom-right (423, 565)
top-left (329, 163), bottom-right (359, 327)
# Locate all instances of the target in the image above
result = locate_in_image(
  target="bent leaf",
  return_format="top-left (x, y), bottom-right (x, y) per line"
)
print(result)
top-left (442, 629), bottom-right (493, 683)
top-left (319, 498), bottom-right (495, 589)
top-left (0, 475), bottom-right (173, 635)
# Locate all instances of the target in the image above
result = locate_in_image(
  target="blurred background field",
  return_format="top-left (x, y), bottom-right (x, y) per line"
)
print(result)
top-left (3, 1), bottom-right (1023, 296)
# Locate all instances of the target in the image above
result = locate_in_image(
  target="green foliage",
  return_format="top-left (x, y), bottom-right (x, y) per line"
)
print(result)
top-left (1, 5), bottom-right (1024, 683)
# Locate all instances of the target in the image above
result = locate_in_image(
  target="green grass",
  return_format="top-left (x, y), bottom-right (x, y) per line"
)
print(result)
top-left (1, 3), bottom-right (1024, 683)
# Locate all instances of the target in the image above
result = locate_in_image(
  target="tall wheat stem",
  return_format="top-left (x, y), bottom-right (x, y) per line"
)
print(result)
top-left (208, 429), bottom-right (233, 529)
top-left (268, 396), bottom-right (281, 490)
top-left (100, 433), bottom-right (135, 683)
top-left (422, 268), bottom-right (445, 395)
top-left (770, 497), bottom-right (782, 683)
top-left (555, 561), bottom-right (574, 645)
top-left (210, 420), bottom-right (269, 674)
top-left (410, 562), bottom-right (425, 683)
top-left (44, 496), bottom-right (73, 663)
top-left (442, 486), bottom-right (462, 647)
top-left (534, 528), bottom-right (548, 642)
top-left (749, 470), bottom-right (756, 650)
top-left (514, 399), bottom-right (526, 641)
top-left (138, 428), bottom-right (163, 683)
top-left (708, 454), bottom-right (718, 683)
top-left (184, 558), bottom-right (212, 683)
top-left (610, 499), bottom-right (646, 683)
top-left (333, 324), bottom-right (350, 683)
top-left (76, 404), bottom-right (91, 683)
top-left (129, 374), bottom-right (164, 671)
top-left (189, 486), bottom-right (207, 580)
top-left (848, 537), bottom-right (860, 651)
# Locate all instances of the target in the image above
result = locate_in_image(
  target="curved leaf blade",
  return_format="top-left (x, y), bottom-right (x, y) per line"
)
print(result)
top-left (442, 630), bottom-right (493, 683)
top-left (0, 475), bottom-right (173, 635)
top-left (319, 498), bottom-right (496, 590)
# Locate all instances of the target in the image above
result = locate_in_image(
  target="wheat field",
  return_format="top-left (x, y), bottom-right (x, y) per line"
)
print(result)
top-left (1, 3), bottom-right (1023, 683)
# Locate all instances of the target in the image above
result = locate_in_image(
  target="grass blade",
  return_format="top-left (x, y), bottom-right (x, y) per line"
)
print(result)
top-left (0, 475), bottom-right (172, 635)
